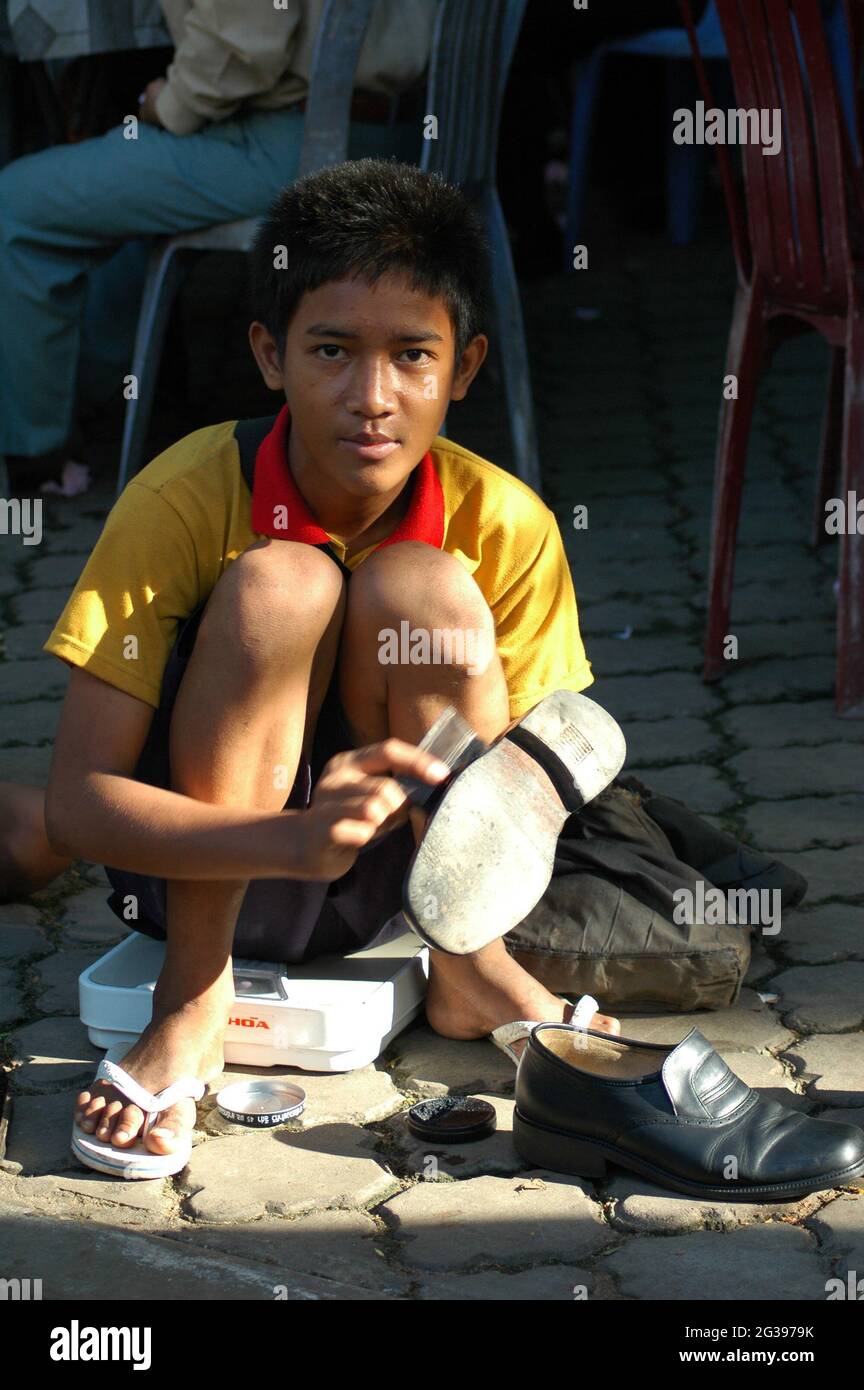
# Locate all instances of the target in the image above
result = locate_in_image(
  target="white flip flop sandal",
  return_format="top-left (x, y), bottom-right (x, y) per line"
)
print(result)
top-left (490, 995), bottom-right (608, 1065)
top-left (70, 1058), bottom-right (207, 1180)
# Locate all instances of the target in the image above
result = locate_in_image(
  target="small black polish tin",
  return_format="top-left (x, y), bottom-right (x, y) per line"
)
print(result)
top-left (406, 1096), bottom-right (497, 1144)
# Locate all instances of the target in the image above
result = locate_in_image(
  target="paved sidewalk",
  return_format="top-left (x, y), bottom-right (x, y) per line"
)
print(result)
top-left (1, 224), bottom-right (862, 1301)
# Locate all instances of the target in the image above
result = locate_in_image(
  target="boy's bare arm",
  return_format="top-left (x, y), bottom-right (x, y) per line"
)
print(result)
top-left (44, 668), bottom-right (448, 883)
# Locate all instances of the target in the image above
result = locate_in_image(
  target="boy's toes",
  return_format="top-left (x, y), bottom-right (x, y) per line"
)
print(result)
top-left (109, 1104), bottom-right (146, 1146)
top-left (144, 1099), bottom-right (196, 1155)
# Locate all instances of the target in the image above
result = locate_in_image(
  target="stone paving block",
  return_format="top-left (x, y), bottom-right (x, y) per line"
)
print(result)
top-left (181, 1125), bottom-right (398, 1223)
top-left (721, 583), bottom-right (834, 624)
top-left (625, 764), bottom-right (737, 814)
top-left (742, 796), bottom-right (864, 852)
top-left (721, 657), bottom-right (836, 704)
top-left (58, 885), bottom-right (128, 945)
top-left (780, 847), bottom-right (863, 901)
top-left (381, 1171), bottom-right (607, 1271)
top-left (0, 745), bottom-right (53, 782)
top-left (387, 1024), bottom-right (514, 1098)
top-left (0, 921), bottom-right (47, 960)
top-left (33, 948), bottom-right (103, 1014)
top-left (605, 1174), bottom-right (821, 1234)
top-left (0, 1195), bottom-right (380, 1299)
top-left (599, 1224), bottom-right (823, 1300)
top-left (768, 963), bottom-right (864, 1033)
top-left (1, 700), bottom-right (59, 746)
top-left (777, 906), bottom-right (864, 965)
top-left (1, 1088), bottom-right (91, 1175)
top-left (25, 553), bottom-right (88, 590)
top-left (806, 1195), bottom-right (864, 1290)
top-left (11, 1168), bottom-right (174, 1223)
top-left (0, 622), bottom-right (54, 660)
top-left (380, 1094), bottom-right (523, 1180)
top-left (579, 596), bottom-right (695, 633)
top-left (728, 745), bottom-right (864, 799)
top-left (205, 1061), bottom-right (403, 1131)
top-left (573, 560), bottom-right (688, 601)
top-left (618, 718), bottom-right (719, 767)
top-left (417, 1265), bottom-right (596, 1300)
top-left (615, 988), bottom-right (795, 1053)
top-left (721, 701), bottom-right (864, 749)
top-left (585, 635), bottom-right (699, 677)
top-left (9, 588), bottom-right (67, 625)
top-left (0, 661), bottom-right (65, 701)
top-left (782, 1035), bottom-right (864, 1105)
top-left (9, 1015), bottom-right (101, 1093)
top-left (0, 964), bottom-right (24, 1027)
top-left (721, 619), bottom-right (835, 661)
top-left (594, 672), bottom-right (722, 723)
top-left (0, 902), bottom-right (42, 927)
top-left (172, 1208), bottom-right (411, 1294)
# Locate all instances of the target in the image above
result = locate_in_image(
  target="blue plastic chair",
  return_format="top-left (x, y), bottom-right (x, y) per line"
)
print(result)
top-left (565, 0), bottom-right (727, 258)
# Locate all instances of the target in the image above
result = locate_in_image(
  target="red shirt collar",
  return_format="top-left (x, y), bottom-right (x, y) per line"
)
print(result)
top-left (250, 404), bottom-right (445, 553)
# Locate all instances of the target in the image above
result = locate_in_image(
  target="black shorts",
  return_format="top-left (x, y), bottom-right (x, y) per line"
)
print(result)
top-left (103, 600), bottom-right (416, 964)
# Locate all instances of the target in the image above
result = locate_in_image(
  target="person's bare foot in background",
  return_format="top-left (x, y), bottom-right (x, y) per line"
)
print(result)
top-left (0, 782), bottom-right (71, 901)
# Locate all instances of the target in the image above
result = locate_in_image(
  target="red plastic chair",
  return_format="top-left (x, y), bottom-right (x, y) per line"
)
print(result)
top-left (683, 0), bottom-right (864, 715)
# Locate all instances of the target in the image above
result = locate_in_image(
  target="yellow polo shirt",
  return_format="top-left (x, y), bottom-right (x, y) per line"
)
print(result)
top-left (44, 412), bottom-right (593, 720)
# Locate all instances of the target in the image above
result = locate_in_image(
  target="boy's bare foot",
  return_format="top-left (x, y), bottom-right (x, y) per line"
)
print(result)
top-left (74, 987), bottom-right (232, 1154)
top-left (424, 942), bottom-right (621, 1060)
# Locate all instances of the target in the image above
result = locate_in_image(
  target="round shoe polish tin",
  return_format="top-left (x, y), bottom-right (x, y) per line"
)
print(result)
top-left (406, 1096), bottom-right (496, 1144)
top-left (216, 1080), bottom-right (306, 1127)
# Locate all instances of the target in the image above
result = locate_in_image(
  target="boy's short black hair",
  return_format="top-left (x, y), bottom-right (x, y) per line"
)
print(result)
top-left (249, 158), bottom-right (490, 361)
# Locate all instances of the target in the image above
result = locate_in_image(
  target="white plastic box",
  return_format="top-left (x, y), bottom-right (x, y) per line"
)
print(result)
top-left (78, 919), bottom-right (429, 1072)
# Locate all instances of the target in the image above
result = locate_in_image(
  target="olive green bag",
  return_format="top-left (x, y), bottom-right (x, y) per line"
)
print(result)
top-left (505, 776), bottom-right (807, 1013)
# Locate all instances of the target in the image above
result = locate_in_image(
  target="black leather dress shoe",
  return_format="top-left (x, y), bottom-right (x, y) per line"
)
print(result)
top-left (514, 1023), bottom-right (864, 1201)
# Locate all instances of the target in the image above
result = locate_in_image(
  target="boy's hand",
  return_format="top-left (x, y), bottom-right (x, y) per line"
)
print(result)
top-left (138, 78), bottom-right (166, 126)
top-left (294, 739), bottom-right (450, 881)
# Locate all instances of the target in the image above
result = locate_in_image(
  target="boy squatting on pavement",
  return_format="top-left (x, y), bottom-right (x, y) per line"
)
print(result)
top-left (28, 159), bottom-right (622, 1163)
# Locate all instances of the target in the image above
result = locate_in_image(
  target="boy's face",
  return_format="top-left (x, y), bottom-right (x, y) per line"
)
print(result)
top-left (249, 272), bottom-right (487, 503)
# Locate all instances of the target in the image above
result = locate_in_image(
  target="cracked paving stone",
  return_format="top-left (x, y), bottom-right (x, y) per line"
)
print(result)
top-left (782, 1035), bottom-right (864, 1105)
top-left (614, 989), bottom-right (795, 1053)
top-left (382, 1094), bottom-right (524, 1179)
top-left (780, 847), bottom-right (864, 901)
top-left (0, 1194), bottom-right (383, 1299)
top-left (0, 965), bottom-right (24, 1027)
top-left (742, 796), bottom-right (864, 851)
top-left (386, 1024), bottom-right (514, 1097)
top-left (33, 948), bottom-right (104, 1014)
top-left (605, 1174), bottom-right (822, 1234)
top-left (717, 583), bottom-right (833, 624)
top-left (9, 1016), bottom-right (102, 1093)
top-left (0, 746), bottom-right (53, 782)
top-left (768, 963), bottom-right (864, 1032)
top-left (599, 1224), bottom-right (823, 1300)
top-left (205, 1061), bottom-right (403, 1130)
top-left (380, 1171), bottom-right (608, 1271)
top-left (417, 1264), bottom-right (596, 1300)
top-left (625, 764), bottom-right (737, 814)
top-left (720, 701), bottom-right (864, 749)
top-left (181, 1125), bottom-right (398, 1223)
top-left (58, 885), bottom-right (129, 945)
top-left (806, 1194), bottom-right (864, 1279)
top-left (0, 902), bottom-right (43, 928)
top-left (3, 1169), bottom-right (174, 1223)
top-left (593, 672), bottom-right (721, 723)
top-left (728, 745), bottom-right (864, 799)
top-left (619, 717), bottom-right (719, 766)
top-left (170, 1208), bottom-right (411, 1294)
top-left (25, 554), bottom-right (89, 590)
top-left (779, 906), bottom-right (864, 964)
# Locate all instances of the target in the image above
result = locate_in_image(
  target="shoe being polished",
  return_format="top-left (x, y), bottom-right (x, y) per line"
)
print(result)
top-left (514, 1023), bottom-right (864, 1201)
